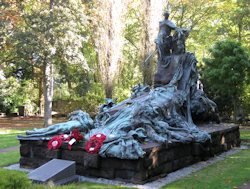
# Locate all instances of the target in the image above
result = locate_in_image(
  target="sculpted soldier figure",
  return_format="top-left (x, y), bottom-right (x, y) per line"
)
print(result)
top-left (155, 10), bottom-right (190, 59)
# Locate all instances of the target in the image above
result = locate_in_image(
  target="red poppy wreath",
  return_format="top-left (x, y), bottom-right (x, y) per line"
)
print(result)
top-left (47, 136), bottom-right (63, 149)
top-left (47, 128), bottom-right (84, 150)
top-left (86, 133), bottom-right (106, 154)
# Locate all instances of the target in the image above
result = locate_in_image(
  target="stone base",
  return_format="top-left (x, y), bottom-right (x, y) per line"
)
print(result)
top-left (28, 159), bottom-right (78, 186)
top-left (18, 123), bottom-right (241, 184)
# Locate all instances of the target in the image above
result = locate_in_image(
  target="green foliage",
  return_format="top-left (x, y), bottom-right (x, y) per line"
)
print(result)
top-left (0, 77), bottom-right (39, 114)
top-left (216, 0), bottom-right (250, 50)
top-left (202, 40), bottom-right (250, 118)
top-left (0, 168), bottom-right (32, 189)
top-left (83, 82), bottom-right (105, 113)
top-left (0, 167), bottom-right (132, 189)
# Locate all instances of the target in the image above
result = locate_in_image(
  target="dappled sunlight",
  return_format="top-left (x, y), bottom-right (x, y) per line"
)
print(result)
top-left (0, 129), bottom-right (25, 134)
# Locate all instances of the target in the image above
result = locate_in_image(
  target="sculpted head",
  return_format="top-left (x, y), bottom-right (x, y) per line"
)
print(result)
top-left (163, 10), bottom-right (170, 19)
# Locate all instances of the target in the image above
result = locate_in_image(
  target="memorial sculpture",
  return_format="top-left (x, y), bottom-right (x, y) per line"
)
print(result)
top-left (18, 10), bottom-right (220, 160)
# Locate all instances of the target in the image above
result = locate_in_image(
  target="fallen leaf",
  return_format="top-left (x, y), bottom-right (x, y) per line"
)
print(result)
top-left (226, 180), bottom-right (232, 183)
top-left (225, 185), bottom-right (228, 187)
top-left (143, 142), bottom-right (147, 144)
top-left (233, 187), bottom-right (237, 189)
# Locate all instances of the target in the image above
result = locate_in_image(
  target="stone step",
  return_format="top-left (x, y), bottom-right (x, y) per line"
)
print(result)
top-left (28, 159), bottom-right (78, 186)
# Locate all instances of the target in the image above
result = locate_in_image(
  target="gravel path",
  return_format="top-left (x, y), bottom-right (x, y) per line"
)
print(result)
top-left (0, 146), bottom-right (20, 153)
top-left (3, 145), bottom-right (248, 189)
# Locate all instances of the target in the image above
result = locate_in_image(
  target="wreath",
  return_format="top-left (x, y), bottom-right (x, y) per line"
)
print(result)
top-left (86, 133), bottom-right (106, 154)
top-left (47, 135), bottom-right (64, 149)
top-left (47, 128), bottom-right (84, 150)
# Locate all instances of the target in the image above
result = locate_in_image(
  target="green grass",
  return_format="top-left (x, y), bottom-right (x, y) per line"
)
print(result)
top-left (0, 150), bottom-right (20, 166)
top-left (0, 129), bottom-right (26, 149)
top-left (161, 149), bottom-right (250, 189)
top-left (53, 181), bottom-right (132, 189)
top-left (240, 131), bottom-right (250, 146)
top-left (240, 131), bottom-right (250, 140)
top-left (0, 129), bottom-right (249, 188)
top-left (0, 128), bottom-right (40, 149)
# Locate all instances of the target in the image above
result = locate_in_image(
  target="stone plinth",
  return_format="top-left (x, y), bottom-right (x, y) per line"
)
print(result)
top-left (18, 124), bottom-right (240, 184)
top-left (28, 159), bottom-right (78, 185)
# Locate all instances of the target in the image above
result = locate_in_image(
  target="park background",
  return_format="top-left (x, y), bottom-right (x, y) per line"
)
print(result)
top-left (1, 1), bottom-right (250, 188)
top-left (1, 0), bottom-right (250, 126)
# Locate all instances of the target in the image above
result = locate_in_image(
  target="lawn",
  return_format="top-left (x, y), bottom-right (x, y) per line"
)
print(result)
top-left (162, 149), bottom-right (250, 189)
top-left (0, 150), bottom-right (20, 166)
top-left (0, 129), bottom-right (24, 149)
top-left (0, 125), bottom-right (249, 188)
top-left (0, 128), bottom-right (33, 149)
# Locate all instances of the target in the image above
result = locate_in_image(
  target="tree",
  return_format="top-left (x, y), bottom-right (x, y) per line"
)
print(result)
top-left (92, 0), bottom-right (128, 99)
top-left (0, 77), bottom-right (38, 115)
top-left (11, 0), bottom-right (90, 126)
top-left (203, 40), bottom-right (250, 123)
top-left (140, 0), bottom-right (165, 86)
top-left (216, 0), bottom-right (250, 49)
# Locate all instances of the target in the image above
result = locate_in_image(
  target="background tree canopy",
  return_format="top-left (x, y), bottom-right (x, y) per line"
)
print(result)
top-left (203, 40), bottom-right (250, 122)
top-left (0, 0), bottom-right (250, 125)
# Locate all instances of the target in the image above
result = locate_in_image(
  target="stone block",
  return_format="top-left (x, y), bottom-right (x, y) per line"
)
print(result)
top-left (162, 161), bottom-right (173, 173)
top-left (172, 159), bottom-right (179, 171)
top-left (83, 152), bottom-right (100, 168)
top-left (20, 140), bottom-right (47, 147)
top-left (75, 165), bottom-right (88, 175)
top-left (77, 166), bottom-right (114, 179)
top-left (101, 157), bottom-right (143, 171)
top-left (225, 132), bottom-right (235, 143)
top-left (179, 155), bottom-right (194, 168)
top-left (221, 143), bottom-right (227, 151)
top-left (174, 144), bottom-right (191, 159)
top-left (158, 149), bottom-right (174, 164)
top-left (210, 146), bottom-right (221, 156)
top-left (147, 164), bottom-right (164, 177)
top-left (98, 168), bottom-right (115, 179)
top-left (115, 169), bottom-right (136, 180)
top-left (192, 143), bottom-right (208, 156)
top-left (211, 135), bottom-right (221, 146)
top-left (20, 145), bottom-right (31, 157)
top-left (131, 171), bottom-right (148, 182)
top-left (61, 150), bottom-right (85, 165)
top-left (236, 138), bottom-right (241, 147)
top-left (144, 158), bottom-right (153, 168)
top-left (226, 142), bottom-right (232, 150)
top-left (20, 157), bottom-right (49, 168)
top-left (32, 147), bottom-right (61, 159)
top-left (60, 141), bottom-right (86, 151)
top-left (28, 159), bottom-right (78, 186)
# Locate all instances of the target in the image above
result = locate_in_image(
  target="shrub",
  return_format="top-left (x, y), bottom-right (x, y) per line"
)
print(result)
top-left (0, 168), bottom-right (33, 189)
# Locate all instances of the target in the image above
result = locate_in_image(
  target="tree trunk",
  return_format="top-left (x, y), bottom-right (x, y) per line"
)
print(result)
top-left (142, 0), bottom-right (164, 86)
top-left (94, 0), bottom-right (126, 99)
top-left (38, 71), bottom-right (43, 115)
top-left (43, 0), bottom-right (55, 127)
top-left (43, 61), bottom-right (53, 127)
